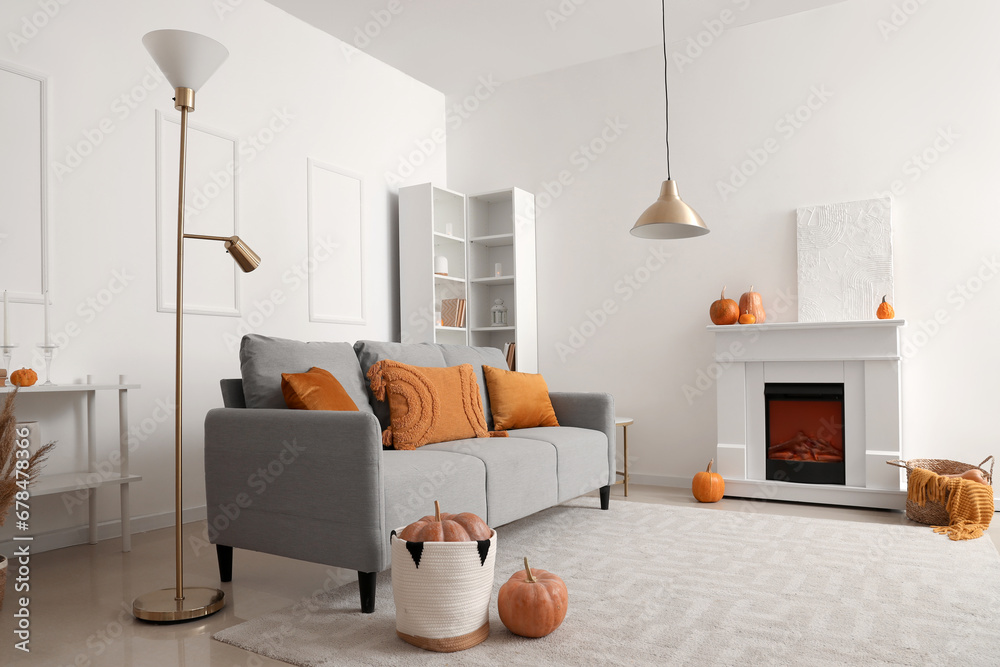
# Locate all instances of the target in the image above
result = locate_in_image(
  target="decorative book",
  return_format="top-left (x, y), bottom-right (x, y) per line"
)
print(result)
top-left (441, 298), bottom-right (466, 328)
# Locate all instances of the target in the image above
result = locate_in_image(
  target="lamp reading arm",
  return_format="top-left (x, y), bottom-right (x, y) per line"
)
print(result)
top-left (183, 233), bottom-right (261, 273)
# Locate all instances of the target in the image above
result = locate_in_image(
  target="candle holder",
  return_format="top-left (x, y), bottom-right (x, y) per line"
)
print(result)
top-left (36, 344), bottom-right (58, 385)
top-left (1, 344), bottom-right (17, 377)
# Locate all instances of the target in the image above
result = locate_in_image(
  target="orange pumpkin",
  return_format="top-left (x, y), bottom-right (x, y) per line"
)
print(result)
top-left (10, 368), bottom-right (37, 387)
top-left (692, 459), bottom-right (725, 503)
top-left (941, 469), bottom-right (988, 485)
top-left (876, 295), bottom-right (894, 320)
top-left (497, 557), bottom-right (568, 638)
top-left (397, 500), bottom-right (491, 542)
top-left (739, 286), bottom-right (765, 324)
top-left (738, 309), bottom-right (756, 325)
top-left (710, 286), bottom-right (739, 325)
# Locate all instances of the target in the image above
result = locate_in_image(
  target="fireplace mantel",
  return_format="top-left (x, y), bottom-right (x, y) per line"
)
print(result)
top-left (709, 319), bottom-right (906, 509)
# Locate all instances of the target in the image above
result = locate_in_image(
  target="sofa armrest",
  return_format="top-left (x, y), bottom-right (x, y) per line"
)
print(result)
top-left (203, 408), bottom-right (388, 572)
top-left (549, 392), bottom-right (616, 486)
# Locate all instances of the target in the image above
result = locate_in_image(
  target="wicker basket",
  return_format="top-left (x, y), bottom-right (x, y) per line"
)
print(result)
top-left (390, 529), bottom-right (497, 652)
top-left (887, 456), bottom-right (994, 525)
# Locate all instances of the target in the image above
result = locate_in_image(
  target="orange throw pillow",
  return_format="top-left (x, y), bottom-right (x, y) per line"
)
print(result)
top-left (281, 367), bottom-right (359, 411)
top-left (483, 366), bottom-right (560, 430)
top-left (367, 360), bottom-right (507, 450)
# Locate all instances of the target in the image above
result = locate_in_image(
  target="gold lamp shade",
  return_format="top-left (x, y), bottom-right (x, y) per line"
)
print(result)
top-left (630, 180), bottom-right (709, 239)
top-left (225, 236), bottom-right (261, 272)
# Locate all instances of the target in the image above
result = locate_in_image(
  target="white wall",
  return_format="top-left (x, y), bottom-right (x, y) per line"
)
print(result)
top-left (448, 0), bottom-right (1000, 484)
top-left (0, 0), bottom-right (445, 549)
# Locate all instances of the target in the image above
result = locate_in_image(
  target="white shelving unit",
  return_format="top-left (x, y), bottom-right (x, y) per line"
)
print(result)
top-left (4, 379), bottom-right (141, 551)
top-left (467, 188), bottom-right (537, 372)
top-left (400, 183), bottom-right (537, 372)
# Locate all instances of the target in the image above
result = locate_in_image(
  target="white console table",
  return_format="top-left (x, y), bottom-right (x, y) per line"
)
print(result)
top-left (2, 378), bottom-right (141, 551)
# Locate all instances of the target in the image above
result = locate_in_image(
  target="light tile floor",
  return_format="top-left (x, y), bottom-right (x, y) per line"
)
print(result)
top-left (2, 485), bottom-right (996, 665)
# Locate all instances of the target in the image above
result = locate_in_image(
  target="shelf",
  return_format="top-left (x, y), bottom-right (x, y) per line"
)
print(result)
top-left (32, 472), bottom-right (143, 496)
top-left (435, 325), bottom-right (466, 331)
top-left (433, 232), bottom-right (465, 243)
top-left (706, 319), bottom-right (906, 332)
top-left (471, 275), bottom-right (515, 286)
top-left (0, 383), bottom-right (141, 393)
top-left (471, 326), bottom-right (515, 332)
top-left (469, 233), bottom-right (513, 247)
top-left (434, 274), bottom-right (465, 284)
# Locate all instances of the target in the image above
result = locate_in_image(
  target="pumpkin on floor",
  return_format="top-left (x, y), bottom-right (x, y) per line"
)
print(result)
top-left (497, 557), bottom-right (568, 638)
top-left (397, 500), bottom-right (491, 542)
top-left (739, 286), bottom-right (766, 323)
top-left (710, 286), bottom-right (740, 325)
top-left (876, 295), bottom-right (894, 320)
top-left (9, 368), bottom-right (37, 387)
top-left (692, 459), bottom-right (725, 503)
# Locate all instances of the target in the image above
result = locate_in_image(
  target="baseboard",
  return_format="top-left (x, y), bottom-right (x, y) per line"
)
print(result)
top-left (0, 505), bottom-right (208, 554)
top-left (627, 473), bottom-right (691, 488)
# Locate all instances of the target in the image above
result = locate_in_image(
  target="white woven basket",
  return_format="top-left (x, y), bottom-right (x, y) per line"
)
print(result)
top-left (390, 529), bottom-right (497, 652)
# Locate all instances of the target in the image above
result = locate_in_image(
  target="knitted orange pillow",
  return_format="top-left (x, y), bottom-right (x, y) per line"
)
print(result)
top-left (483, 366), bottom-right (560, 430)
top-left (281, 367), bottom-right (359, 411)
top-left (367, 360), bottom-right (507, 449)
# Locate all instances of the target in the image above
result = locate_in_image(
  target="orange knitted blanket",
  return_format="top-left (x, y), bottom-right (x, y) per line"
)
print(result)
top-left (908, 467), bottom-right (994, 540)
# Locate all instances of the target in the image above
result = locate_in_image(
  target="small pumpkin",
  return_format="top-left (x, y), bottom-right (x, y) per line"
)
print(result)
top-left (10, 368), bottom-right (37, 387)
top-left (739, 285), bottom-right (765, 324)
top-left (876, 295), bottom-right (894, 320)
top-left (692, 459), bottom-right (725, 503)
top-left (941, 469), bottom-right (988, 485)
top-left (710, 286), bottom-right (739, 325)
top-left (497, 557), bottom-right (568, 638)
top-left (738, 309), bottom-right (756, 325)
top-left (397, 500), bottom-right (491, 542)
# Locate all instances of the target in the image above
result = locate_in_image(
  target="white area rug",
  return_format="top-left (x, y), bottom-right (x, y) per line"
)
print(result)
top-left (214, 499), bottom-right (1000, 666)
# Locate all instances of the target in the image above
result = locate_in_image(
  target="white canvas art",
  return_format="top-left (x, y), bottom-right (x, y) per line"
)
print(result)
top-left (796, 197), bottom-right (893, 322)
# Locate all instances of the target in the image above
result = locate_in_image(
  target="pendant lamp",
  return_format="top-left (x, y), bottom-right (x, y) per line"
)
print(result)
top-left (630, 0), bottom-right (709, 239)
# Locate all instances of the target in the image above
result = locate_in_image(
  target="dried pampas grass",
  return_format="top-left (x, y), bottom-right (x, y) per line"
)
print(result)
top-left (0, 389), bottom-right (55, 527)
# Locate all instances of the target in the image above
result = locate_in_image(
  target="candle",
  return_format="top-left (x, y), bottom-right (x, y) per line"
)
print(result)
top-left (43, 291), bottom-right (51, 346)
top-left (3, 291), bottom-right (8, 346)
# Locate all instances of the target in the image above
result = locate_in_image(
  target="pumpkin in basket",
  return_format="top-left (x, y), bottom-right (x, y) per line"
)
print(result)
top-left (398, 501), bottom-right (491, 542)
top-left (498, 557), bottom-right (568, 638)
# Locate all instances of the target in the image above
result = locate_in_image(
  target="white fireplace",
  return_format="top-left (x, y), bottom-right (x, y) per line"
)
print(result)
top-left (710, 320), bottom-right (906, 509)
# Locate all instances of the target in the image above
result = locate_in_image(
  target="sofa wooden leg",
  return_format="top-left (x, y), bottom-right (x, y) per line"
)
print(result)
top-left (358, 571), bottom-right (376, 613)
top-left (217, 545), bottom-right (233, 582)
top-left (600, 485), bottom-right (611, 510)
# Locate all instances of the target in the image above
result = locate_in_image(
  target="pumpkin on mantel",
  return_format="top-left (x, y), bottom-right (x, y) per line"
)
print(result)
top-left (876, 295), bottom-right (894, 320)
top-left (738, 309), bottom-right (756, 325)
top-left (497, 557), bottom-right (568, 638)
top-left (739, 286), bottom-right (766, 324)
top-left (710, 286), bottom-right (740, 325)
top-left (397, 500), bottom-right (491, 542)
top-left (10, 368), bottom-right (37, 387)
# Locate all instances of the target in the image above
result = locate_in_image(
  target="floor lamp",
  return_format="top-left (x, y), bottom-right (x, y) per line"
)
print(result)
top-left (133, 29), bottom-right (261, 623)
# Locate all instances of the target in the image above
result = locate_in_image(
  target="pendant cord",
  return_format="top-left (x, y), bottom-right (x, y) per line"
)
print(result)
top-left (661, 0), bottom-right (670, 180)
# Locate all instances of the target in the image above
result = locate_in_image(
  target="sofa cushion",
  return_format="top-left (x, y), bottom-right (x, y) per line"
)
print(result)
top-left (506, 427), bottom-right (610, 502)
top-left (354, 340), bottom-right (447, 428)
top-left (482, 366), bottom-right (559, 430)
top-left (240, 334), bottom-right (372, 412)
top-left (438, 344), bottom-right (509, 431)
top-left (368, 360), bottom-right (494, 449)
top-left (421, 438), bottom-right (557, 527)
top-left (382, 450), bottom-right (488, 535)
top-left (281, 367), bottom-right (359, 412)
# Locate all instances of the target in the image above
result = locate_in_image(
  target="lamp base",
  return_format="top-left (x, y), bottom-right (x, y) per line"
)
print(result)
top-left (133, 587), bottom-right (225, 622)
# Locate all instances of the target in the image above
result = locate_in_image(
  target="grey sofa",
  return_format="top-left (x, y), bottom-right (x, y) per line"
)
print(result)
top-left (204, 334), bottom-right (615, 612)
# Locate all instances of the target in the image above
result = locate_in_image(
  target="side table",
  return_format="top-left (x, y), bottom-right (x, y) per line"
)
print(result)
top-left (614, 417), bottom-right (633, 497)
